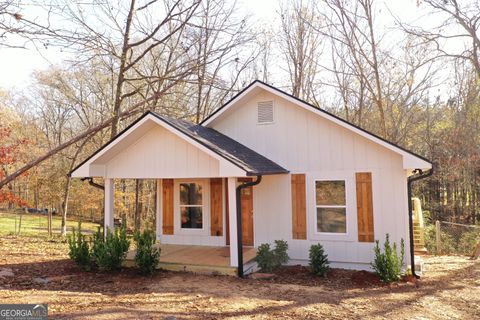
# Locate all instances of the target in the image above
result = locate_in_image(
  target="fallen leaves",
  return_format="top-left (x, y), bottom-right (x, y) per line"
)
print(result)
top-left (0, 235), bottom-right (478, 319)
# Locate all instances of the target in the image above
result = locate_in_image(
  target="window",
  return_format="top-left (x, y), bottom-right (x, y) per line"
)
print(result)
top-left (315, 180), bottom-right (346, 233)
top-left (179, 182), bottom-right (203, 229)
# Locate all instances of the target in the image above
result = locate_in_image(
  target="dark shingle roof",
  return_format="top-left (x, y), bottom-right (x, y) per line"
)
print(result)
top-left (151, 112), bottom-right (288, 176)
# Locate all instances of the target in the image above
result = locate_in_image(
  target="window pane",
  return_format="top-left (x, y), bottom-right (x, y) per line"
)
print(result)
top-left (316, 181), bottom-right (345, 205)
top-left (180, 183), bottom-right (203, 205)
top-left (317, 207), bottom-right (346, 233)
top-left (181, 207), bottom-right (203, 229)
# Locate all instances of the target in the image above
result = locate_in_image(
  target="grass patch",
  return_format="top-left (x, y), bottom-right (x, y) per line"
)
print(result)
top-left (0, 211), bottom-right (100, 236)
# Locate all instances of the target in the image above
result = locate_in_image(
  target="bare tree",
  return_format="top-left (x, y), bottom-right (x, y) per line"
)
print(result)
top-left (318, 0), bottom-right (387, 136)
top-left (400, 0), bottom-right (480, 78)
top-left (191, 0), bottom-right (258, 123)
top-left (0, 0), bottom-right (55, 48)
top-left (46, 0), bottom-right (201, 138)
top-left (278, 0), bottom-right (323, 102)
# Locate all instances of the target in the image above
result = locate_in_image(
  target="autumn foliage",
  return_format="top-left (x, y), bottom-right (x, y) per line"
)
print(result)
top-left (0, 126), bottom-right (28, 207)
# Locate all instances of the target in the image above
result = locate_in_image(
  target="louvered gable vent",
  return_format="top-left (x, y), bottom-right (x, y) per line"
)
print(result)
top-left (257, 101), bottom-right (274, 124)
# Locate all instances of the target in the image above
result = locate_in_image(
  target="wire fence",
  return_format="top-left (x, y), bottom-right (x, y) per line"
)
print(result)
top-left (0, 210), bottom-right (100, 236)
top-left (425, 220), bottom-right (480, 256)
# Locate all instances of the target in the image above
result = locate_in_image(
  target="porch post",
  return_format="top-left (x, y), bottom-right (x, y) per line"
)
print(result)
top-left (104, 178), bottom-right (114, 236)
top-left (227, 177), bottom-right (238, 267)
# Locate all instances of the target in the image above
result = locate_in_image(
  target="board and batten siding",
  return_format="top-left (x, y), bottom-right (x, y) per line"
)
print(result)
top-left (103, 125), bottom-right (221, 179)
top-left (210, 91), bottom-right (411, 269)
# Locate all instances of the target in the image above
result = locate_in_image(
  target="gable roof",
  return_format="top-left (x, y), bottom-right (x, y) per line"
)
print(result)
top-left (201, 80), bottom-right (432, 170)
top-left (69, 111), bottom-right (288, 178)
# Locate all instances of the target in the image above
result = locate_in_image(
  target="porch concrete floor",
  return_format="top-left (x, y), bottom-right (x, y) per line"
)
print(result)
top-left (125, 244), bottom-right (257, 275)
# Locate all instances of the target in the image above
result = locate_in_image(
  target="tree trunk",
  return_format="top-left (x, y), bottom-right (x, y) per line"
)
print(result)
top-left (110, 0), bottom-right (136, 139)
top-left (60, 175), bottom-right (72, 236)
top-left (60, 139), bottom-right (89, 237)
top-left (134, 179), bottom-right (143, 231)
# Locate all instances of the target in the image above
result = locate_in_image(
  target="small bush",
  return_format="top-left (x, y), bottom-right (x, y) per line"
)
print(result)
top-left (424, 223), bottom-right (437, 254)
top-left (256, 243), bottom-right (276, 272)
top-left (424, 223), bottom-right (457, 255)
top-left (67, 222), bottom-right (91, 270)
top-left (255, 240), bottom-right (289, 272)
top-left (91, 226), bottom-right (130, 271)
top-left (309, 243), bottom-right (329, 277)
top-left (371, 234), bottom-right (405, 283)
top-left (273, 240), bottom-right (289, 265)
top-left (458, 230), bottom-right (480, 255)
top-left (134, 229), bottom-right (160, 275)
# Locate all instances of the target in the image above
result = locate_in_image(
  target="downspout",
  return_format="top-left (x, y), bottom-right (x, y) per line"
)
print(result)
top-left (407, 168), bottom-right (433, 278)
top-left (81, 177), bottom-right (105, 190)
top-left (236, 175), bottom-right (262, 278)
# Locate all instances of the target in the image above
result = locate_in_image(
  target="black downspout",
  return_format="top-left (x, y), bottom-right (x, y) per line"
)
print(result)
top-left (81, 177), bottom-right (105, 190)
top-left (407, 168), bottom-right (433, 279)
top-left (236, 175), bottom-right (262, 278)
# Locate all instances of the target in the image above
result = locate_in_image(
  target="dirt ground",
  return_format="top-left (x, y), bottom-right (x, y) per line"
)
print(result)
top-left (0, 236), bottom-right (478, 319)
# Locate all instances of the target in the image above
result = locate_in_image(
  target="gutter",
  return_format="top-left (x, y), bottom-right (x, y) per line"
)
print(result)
top-left (407, 168), bottom-right (433, 278)
top-left (81, 177), bottom-right (105, 190)
top-left (236, 175), bottom-right (262, 278)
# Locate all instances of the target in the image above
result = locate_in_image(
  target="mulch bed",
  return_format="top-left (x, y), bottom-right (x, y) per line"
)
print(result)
top-left (255, 264), bottom-right (385, 288)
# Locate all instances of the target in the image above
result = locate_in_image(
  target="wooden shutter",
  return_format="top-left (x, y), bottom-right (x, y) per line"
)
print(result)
top-left (356, 172), bottom-right (374, 242)
top-left (291, 174), bottom-right (307, 239)
top-left (210, 178), bottom-right (223, 236)
top-left (162, 179), bottom-right (174, 235)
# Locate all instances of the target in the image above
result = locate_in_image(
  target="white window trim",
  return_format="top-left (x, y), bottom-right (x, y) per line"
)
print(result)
top-left (308, 172), bottom-right (357, 242)
top-left (314, 181), bottom-right (348, 236)
top-left (174, 179), bottom-right (210, 236)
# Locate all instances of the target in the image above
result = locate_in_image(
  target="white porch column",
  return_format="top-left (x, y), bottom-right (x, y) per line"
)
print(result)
top-left (104, 178), bottom-right (115, 236)
top-left (227, 177), bottom-right (238, 267)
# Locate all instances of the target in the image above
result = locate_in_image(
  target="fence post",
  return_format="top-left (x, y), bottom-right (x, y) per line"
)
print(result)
top-left (435, 220), bottom-right (441, 255)
top-left (48, 211), bottom-right (52, 236)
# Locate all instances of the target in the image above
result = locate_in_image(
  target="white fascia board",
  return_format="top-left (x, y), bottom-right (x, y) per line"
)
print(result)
top-left (70, 113), bottom-right (248, 178)
top-left (204, 82), bottom-right (432, 170)
top-left (403, 154), bottom-right (432, 170)
top-left (70, 163), bottom-right (90, 178)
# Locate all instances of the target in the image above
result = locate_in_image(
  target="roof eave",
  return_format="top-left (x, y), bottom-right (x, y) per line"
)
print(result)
top-left (246, 170), bottom-right (290, 176)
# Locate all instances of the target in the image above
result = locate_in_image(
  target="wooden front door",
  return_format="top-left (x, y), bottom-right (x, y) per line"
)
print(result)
top-left (240, 185), bottom-right (254, 246)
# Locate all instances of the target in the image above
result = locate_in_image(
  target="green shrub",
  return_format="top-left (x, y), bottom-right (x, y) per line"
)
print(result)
top-left (424, 223), bottom-right (437, 254)
top-left (309, 243), bottom-right (329, 277)
top-left (255, 240), bottom-right (289, 272)
top-left (91, 226), bottom-right (130, 271)
top-left (371, 234), bottom-right (405, 283)
top-left (255, 243), bottom-right (276, 272)
top-left (67, 222), bottom-right (91, 270)
top-left (273, 240), bottom-right (289, 265)
top-left (458, 230), bottom-right (480, 255)
top-left (133, 229), bottom-right (160, 275)
top-left (424, 223), bottom-right (457, 255)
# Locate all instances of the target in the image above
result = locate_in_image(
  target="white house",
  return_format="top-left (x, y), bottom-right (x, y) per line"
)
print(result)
top-left (70, 81), bottom-right (432, 277)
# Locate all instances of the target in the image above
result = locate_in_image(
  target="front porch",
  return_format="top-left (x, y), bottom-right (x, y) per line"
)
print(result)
top-left (70, 111), bottom-right (288, 276)
top-left (124, 244), bottom-right (257, 276)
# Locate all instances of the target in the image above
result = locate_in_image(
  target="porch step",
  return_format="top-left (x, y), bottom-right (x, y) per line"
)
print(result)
top-left (123, 244), bottom-right (257, 277)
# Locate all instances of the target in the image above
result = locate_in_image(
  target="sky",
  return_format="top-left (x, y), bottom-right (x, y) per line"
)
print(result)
top-left (0, 0), bottom-right (431, 90)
